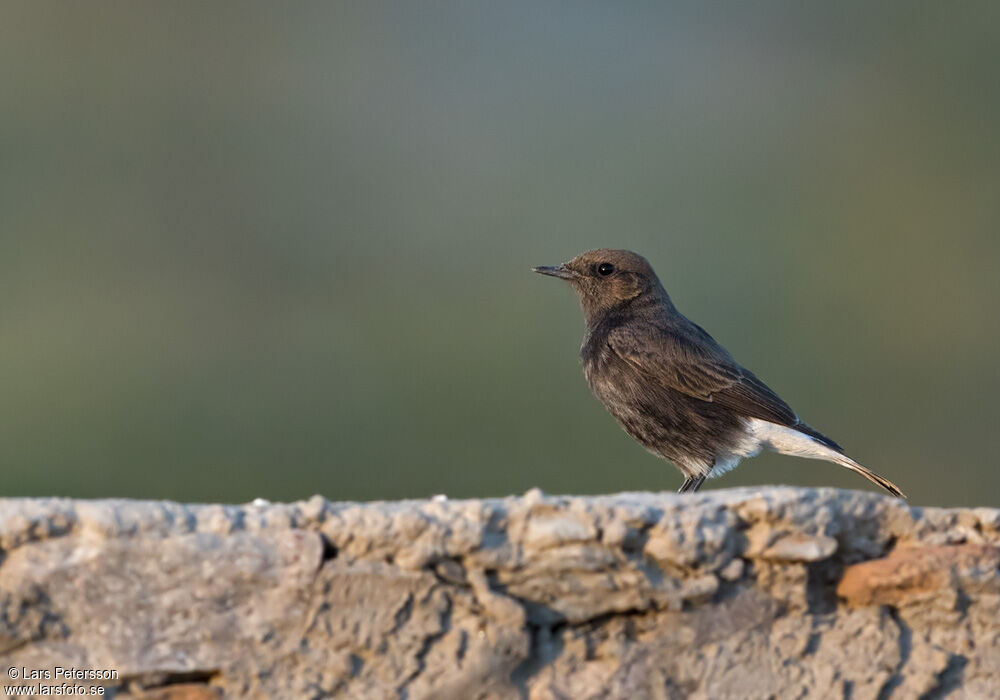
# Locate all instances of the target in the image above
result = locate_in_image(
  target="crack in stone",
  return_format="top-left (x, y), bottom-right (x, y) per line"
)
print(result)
top-left (876, 605), bottom-right (912, 700)
top-left (118, 668), bottom-right (220, 694)
top-left (923, 654), bottom-right (968, 699)
top-left (396, 590), bottom-right (453, 700)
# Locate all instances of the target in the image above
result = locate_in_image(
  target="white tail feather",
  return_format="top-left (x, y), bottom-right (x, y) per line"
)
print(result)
top-left (733, 419), bottom-right (906, 498)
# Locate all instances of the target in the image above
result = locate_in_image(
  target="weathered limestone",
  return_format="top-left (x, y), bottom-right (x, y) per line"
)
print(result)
top-left (0, 488), bottom-right (997, 698)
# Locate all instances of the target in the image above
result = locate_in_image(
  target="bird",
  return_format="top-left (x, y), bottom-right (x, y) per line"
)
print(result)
top-left (533, 249), bottom-right (904, 497)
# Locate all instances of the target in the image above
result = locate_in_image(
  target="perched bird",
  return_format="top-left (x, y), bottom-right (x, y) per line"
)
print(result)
top-left (533, 249), bottom-right (904, 497)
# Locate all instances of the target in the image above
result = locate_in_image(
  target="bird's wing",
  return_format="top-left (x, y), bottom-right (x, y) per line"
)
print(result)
top-left (607, 321), bottom-right (800, 427)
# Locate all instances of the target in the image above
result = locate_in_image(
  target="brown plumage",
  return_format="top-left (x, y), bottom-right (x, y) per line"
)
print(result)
top-left (534, 249), bottom-right (904, 497)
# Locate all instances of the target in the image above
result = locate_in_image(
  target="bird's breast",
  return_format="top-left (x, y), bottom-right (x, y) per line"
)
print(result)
top-left (582, 342), bottom-right (647, 411)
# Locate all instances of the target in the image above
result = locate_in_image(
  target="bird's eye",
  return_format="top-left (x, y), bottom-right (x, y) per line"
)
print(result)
top-left (597, 263), bottom-right (615, 276)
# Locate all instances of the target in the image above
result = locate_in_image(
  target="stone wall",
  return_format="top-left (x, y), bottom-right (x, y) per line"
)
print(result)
top-left (0, 488), bottom-right (997, 698)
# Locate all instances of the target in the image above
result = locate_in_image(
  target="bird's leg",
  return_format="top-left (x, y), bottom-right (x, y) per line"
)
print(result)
top-left (677, 475), bottom-right (706, 493)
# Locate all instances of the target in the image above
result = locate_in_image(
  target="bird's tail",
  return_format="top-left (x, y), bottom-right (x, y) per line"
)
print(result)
top-left (825, 452), bottom-right (906, 499)
top-left (797, 422), bottom-right (906, 498)
top-left (750, 419), bottom-right (906, 498)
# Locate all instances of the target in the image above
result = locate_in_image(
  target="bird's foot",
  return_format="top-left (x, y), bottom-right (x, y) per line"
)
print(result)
top-left (677, 475), bottom-right (706, 493)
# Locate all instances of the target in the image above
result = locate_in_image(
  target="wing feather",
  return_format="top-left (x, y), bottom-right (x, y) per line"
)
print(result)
top-left (607, 322), bottom-right (800, 427)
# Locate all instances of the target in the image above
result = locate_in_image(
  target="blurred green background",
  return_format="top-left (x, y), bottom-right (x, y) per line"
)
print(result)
top-left (1, 3), bottom-right (997, 506)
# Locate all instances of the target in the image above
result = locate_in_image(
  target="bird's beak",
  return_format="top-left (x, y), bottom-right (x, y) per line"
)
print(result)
top-left (532, 264), bottom-right (578, 280)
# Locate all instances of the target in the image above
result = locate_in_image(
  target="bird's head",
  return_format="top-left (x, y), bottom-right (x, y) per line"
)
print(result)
top-left (533, 249), bottom-right (667, 321)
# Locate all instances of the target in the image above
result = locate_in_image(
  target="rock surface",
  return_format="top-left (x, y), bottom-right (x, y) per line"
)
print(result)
top-left (0, 488), bottom-right (997, 699)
